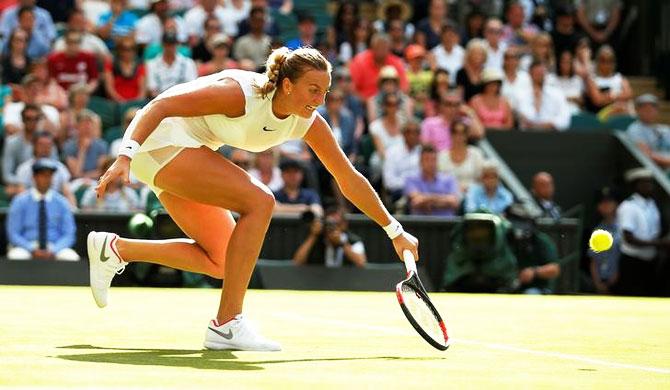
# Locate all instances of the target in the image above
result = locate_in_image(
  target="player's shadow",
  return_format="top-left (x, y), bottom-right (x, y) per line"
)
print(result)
top-left (55, 345), bottom-right (445, 371)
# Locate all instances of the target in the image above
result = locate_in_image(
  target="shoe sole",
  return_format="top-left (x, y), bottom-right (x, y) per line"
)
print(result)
top-left (87, 231), bottom-right (107, 308)
top-left (204, 339), bottom-right (281, 352)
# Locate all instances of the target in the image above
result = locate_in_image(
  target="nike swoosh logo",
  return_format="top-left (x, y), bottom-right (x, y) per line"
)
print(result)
top-left (100, 236), bottom-right (110, 262)
top-left (262, 126), bottom-right (277, 132)
top-left (208, 327), bottom-right (233, 339)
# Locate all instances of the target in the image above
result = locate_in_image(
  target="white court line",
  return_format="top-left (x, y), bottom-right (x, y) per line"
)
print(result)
top-left (274, 312), bottom-right (670, 375)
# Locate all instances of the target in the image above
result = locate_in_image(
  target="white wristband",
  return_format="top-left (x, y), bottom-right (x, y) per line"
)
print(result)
top-left (383, 217), bottom-right (404, 240)
top-left (118, 139), bottom-right (141, 159)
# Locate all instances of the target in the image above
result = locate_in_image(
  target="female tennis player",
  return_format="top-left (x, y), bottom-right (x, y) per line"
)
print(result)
top-left (89, 47), bottom-right (419, 351)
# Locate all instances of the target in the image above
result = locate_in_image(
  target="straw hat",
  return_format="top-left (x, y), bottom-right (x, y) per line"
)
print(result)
top-left (377, 0), bottom-right (412, 22)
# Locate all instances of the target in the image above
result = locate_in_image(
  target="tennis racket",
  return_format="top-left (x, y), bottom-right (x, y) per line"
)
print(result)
top-left (396, 250), bottom-right (449, 351)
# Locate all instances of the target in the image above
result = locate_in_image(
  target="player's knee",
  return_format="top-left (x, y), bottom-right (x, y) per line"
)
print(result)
top-left (251, 189), bottom-right (275, 216)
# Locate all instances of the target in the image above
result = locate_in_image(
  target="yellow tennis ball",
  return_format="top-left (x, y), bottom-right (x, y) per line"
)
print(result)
top-left (589, 229), bottom-right (613, 252)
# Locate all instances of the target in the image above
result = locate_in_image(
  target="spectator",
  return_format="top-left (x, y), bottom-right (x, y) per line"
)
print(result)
top-left (224, 0), bottom-right (252, 35)
top-left (30, 58), bottom-right (68, 111)
top-left (184, 0), bottom-right (237, 43)
top-left (3, 75), bottom-right (59, 137)
top-left (414, 0), bottom-right (450, 50)
top-left (48, 30), bottom-right (99, 94)
top-left (385, 18), bottom-right (409, 59)
top-left (103, 36), bottom-right (147, 103)
top-left (191, 15), bottom-right (222, 64)
top-left (6, 158), bottom-right (79, 261)
top-left (405, 44), bottom-right (433, 120)
top-left (469, 67), bottom-right (514, 130)
top-left (62, 109), bottom-right (109, 180)
top-left (232, 7), bottom-right (271, 69)
top-left (404, 144), bottom-right (461, 216)
top-left (1, 28), bottom-right (30, 87)
top-left (519, 32), bottom-right (555, 73)
top-left (198, 34), bottom-right (238, 76)
top-left (333, 1), bottom-right (359, 50)
top-left (332, 68), bottom-right (365, 141)
top-left (96, 0), bottom-right (138, 49)
top-left (429, 22), bottom-right (464, 86)
top-left (293, 206), bottom-right (366, 268)
top-left (273, 159), bottom-right (323, 216)
top-left (437, 119), bottom-right (485, 193)
top-left (501, 1), bottom-right (538, 48)
top-left (531, 171), bottom-right (561, 220)
top-left (368, 93), bottom-right (405, 183)
top-left (551, 4), bottom-right (581, 61)
top-left (551, 51), bottom-right (584, 116)
top-left (421, 91), bottom-right (484, 152)
top-left (617, 168), bottom-right (665, 296)
top-left (318, 89), bottom-right (357, 161)
top-left (249, 147), bottom-right (283, 192)
top-left (575, 0), bottom-right (622, 49)
top-left (456, 39), bottom-right (487, 103)
top-left (14, 131), bottom-right (75, 206)
top-left (584, 45), bottom-right (633, 117)
top-left (426, 68), bottom-right (451, 115)
top-left (588, 186), bottom-right (621, 294)
top-left (35, 0), bottom-right (75, 24)
top-left (349, 33), bottom-right (408, 100)
top-left (136, 0), bottom-right (187, 47)
top-left (383, 121), bottom-right (422, 203)
top-left (109, 107), bottom-right (139, 157)
top-left (142, 17), bottom-right (193, 61)
top-left (234, 0), bottom-right (279, 39)
top-left (483, 18), bottom-right (507, 72)
top-left (146, 32), bottom-right (198, 98)
top-left (627, 94), bottom-right (670, 171)
top-left (367, 65), bottom-right (413, 123)
top-left (285, 13), bottom-right (318, 50)
top-left (3, 104), bottom-right (57, 196)
top-left (53, 8), bottom-right (111, 62)
top-left (517, 61), bottom-right (571, 131)
top-left (337, 17), bottom-right (372, 65)
top-left (460, 8), bottom-right (485, 45)
top-left (464, 160), bottom-right (513, 214)
top-left (60, 84), bottom-right (102, 145)
top-left (2, 6), bottom-right (52, 59)
top-left (0, 1), bottom-right (56, 48)
top-left (506, 204), bottom-right (561, 294)
top-left (501, 46), bottom-right (532, 112)
top-left (80, 157), bottom-right (142, 212)
top-left (573, 37), bottom-right (594, 78)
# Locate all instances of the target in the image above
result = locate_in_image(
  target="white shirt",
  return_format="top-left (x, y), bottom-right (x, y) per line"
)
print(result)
top-left (501, 70), bottom-right (532, 111)
top-left (617, 193), bottom-right (661, 260)
top-left (437, 145), bottom-right (485, 192)
top-left (516, 83), bottom-right (571, 131)
top-left (431, 44), bottom-right (464, 85)
top-left (3, 102), bottom-right (60, 133)
top-left (184, 5), bottom-right (240, 38)
top-left (146, 54), bottom-right (198, 95)
top-left (551, 74), bottom-right (584, 114)
top-left (485, 41), bottom-right (507, 71)
top-left (383, 143), bottom-right (421, 192)
top-left (136, 14), bottom-right (187, 45)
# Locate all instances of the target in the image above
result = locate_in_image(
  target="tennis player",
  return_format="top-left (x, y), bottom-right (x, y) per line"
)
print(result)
top-left (89, 47), bottom-right (419, 351)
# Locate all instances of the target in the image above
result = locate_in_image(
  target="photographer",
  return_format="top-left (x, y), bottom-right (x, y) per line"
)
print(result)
top-left (292, 207), bottom-right (367, 268)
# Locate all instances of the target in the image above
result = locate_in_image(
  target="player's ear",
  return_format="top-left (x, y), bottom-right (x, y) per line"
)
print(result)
top-left (281, 77), bottom-right (293, 95)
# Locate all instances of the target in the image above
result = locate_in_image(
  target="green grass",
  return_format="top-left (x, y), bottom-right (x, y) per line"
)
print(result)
top-left (1, 286), bottom-right (669, 389)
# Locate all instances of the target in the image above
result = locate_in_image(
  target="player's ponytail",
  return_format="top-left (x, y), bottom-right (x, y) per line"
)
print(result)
top-left (255, 46), bottom-right (332, 99)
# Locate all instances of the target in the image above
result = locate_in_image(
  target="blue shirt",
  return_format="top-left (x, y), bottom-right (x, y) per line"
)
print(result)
top-left (404, 173), bottom-right (461, 216)
top-left (62, 138), bottom-right (109, 174)
top-left (0, 5), bottom-right (56, 48)
top-left (464, 183), bottom-right (514, 215)
top-left (627, 120), bottom-right (670, 157)
top-left (273, 188), bottom-right (321, 206)
top-left (97, 10), bottom-right (139, 49)
top-left (6, 189), bottom-right (76, 253)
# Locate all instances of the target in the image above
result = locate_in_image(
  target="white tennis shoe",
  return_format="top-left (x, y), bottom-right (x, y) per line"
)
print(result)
top-left (87, 231), bottom-right (127, 308)
top-left (204, 315), bottom-right (282, 351)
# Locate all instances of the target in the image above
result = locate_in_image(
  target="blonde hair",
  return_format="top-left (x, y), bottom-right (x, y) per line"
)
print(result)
top-left (254, 46), bottom-right (332, 99)
top-left (465, 39), bottom-right (488, 65)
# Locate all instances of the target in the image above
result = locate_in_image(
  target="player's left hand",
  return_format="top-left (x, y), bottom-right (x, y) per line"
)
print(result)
top-left (392, 231), bottom-right (419, 262)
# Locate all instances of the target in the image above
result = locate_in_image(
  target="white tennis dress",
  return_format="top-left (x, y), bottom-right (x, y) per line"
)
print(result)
top-left (129, 69), bottom-right (318, 195)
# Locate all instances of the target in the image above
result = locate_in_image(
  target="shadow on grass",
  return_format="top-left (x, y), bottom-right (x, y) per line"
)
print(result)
top-left (55, 345), bottom-right (446, 371)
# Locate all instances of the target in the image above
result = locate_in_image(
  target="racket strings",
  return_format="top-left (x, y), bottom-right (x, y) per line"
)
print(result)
top-left (400, 285), bottom-right (445, 344)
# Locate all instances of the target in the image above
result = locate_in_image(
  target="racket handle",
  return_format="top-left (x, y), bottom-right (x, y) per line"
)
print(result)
top-left (403, 250), bottom-right (417, 273)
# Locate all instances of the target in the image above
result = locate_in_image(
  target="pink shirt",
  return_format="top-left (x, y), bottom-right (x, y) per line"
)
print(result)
top-left (420, 115), bottom-right (451, 152)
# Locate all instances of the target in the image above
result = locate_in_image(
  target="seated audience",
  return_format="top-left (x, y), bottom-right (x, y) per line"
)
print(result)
top-left (197, 34), bottom-right (238, 76)
top-left (553, 50), bottom-right (585, 114)
top-left (531, 171), bottom-right (562, 220)
top-left (383, 121), bottom-right (422, 203)
top-left (369, 93), bottom-right (405, 182)
top-left (6, 159), bottom-right (79, 261)
top-left (584, 45), bottom-right (633, 117)
top-left (47, 30), bottom-right (99, 94)
top-left (63, 109), bottom-right (109, 180)
top-left (103, 36), bottom-right (147, 102)
top-left (30, 58), bottom-right (68, 111)
top-left (589, 187), bottom-right (621, 294)
top-left (517, 61), bottom-right (571, 131)
top-left (422, 91), bottom-right (484, 152)
top-left (293, 207), bottom-right (367, 268)
top-left (273, 159), bottom-right (323, 216)
top-left (469, 68), bottom-right (514, 130)
top-left (501, 46), bottom-right (532, 111)
top-left (3, 74), bottom-right (60, 137)
top-left (146, 32), bottom-right (198, 98)
top-left (367, 65), bottom-right (413, 123)
top-left (437, 119), bottom-right (485, 193)
top-left (249, 148), bottom-right (283, 193)
top-left (349, 32), bottom-right (408, 100)
top-left (456, 39), bottom-right (487, 102)
top-left (464, 161), bottom-right (514, 214)
top-left (80, 157), bottom-right (142, 212)
top-left (627, 94), bottom-right (670, 171)
top-left (96, 0), bottom-right (138, 49)
top-left (1, 28), bottom-right (31, 86)
top-left (429, 22), bottom-right (464, 84)
top-left (404, 144), bottom-right (461, 216)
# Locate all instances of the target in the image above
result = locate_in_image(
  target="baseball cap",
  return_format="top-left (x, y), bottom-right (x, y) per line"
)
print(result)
top-left (32, 158), bottom-right (58, 174)
top-left (635, 93), bottom-right (659, 106)
top-left (625, 167), bottom-right (653, 182)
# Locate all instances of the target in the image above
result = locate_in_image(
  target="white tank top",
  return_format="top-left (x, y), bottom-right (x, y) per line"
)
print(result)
top-left (143, 69), bottom-right (318, 153)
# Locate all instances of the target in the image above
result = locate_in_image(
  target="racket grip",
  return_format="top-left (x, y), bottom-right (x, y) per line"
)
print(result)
top-left (403, 250), bottom-right (417, 273)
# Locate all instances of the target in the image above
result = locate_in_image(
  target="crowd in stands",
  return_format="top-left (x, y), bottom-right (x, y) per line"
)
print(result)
top-left (0, 0), bottom-right (667, 296)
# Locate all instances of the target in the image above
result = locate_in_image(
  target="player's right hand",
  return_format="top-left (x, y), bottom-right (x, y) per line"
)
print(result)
top-left (392, 231), bottom-right (419, 263)
top-left (95, 156), bottom-right (131, 198)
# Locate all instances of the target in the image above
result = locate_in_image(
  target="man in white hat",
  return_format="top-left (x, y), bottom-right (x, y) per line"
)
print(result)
top-left (616, 168), bottom-right (666, 296)
top-left (627, 94), bottom-right (670, 171)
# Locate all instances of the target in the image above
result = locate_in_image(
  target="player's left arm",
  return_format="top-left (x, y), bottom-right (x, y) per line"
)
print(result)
top-left (305, 114), bottom-right (418, 260)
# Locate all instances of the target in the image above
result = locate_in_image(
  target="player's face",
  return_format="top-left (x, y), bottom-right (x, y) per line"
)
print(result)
top-left (287, 70), bottom-right (331, 118)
